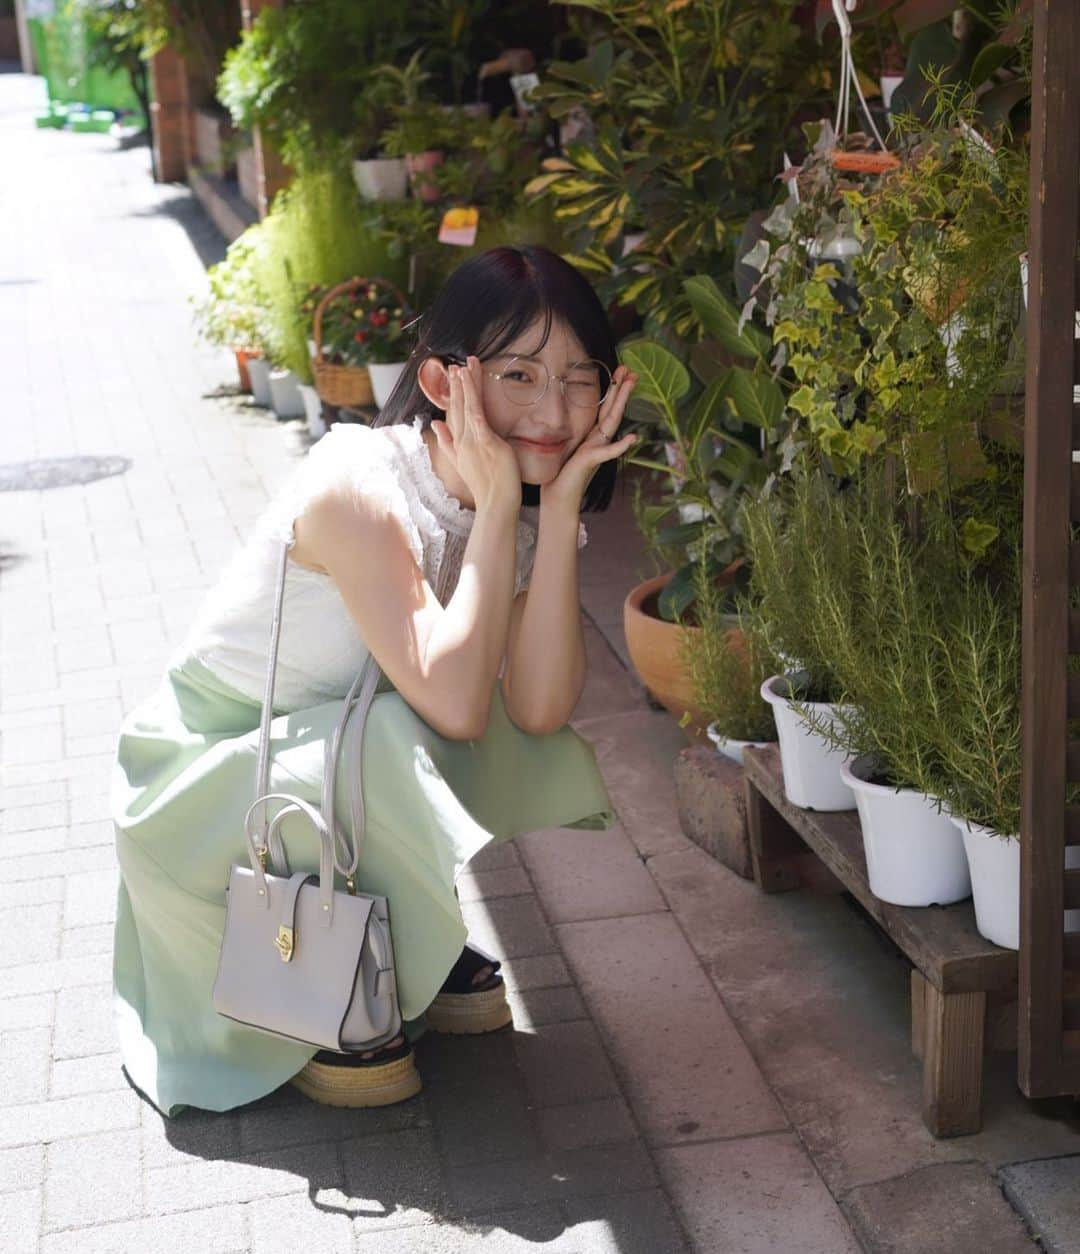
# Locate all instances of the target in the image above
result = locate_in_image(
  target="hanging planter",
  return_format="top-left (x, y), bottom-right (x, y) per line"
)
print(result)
top-left (759, 675), bottom-right (855, 811)
top-left (841, 757), bottom-right (971, 906)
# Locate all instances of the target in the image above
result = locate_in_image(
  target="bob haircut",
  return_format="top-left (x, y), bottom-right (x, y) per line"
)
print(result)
top-left (375, 245), bottom-right (622, 511)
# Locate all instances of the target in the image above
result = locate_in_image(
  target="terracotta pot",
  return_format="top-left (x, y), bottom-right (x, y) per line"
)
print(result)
top-left (623, 568), bottom-right (742, 739)
top-left (234, 348), bottom-right (260, 394)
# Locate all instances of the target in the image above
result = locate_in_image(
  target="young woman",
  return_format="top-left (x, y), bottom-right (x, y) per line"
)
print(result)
top-left (111, 245), bottom-right (639, 1117)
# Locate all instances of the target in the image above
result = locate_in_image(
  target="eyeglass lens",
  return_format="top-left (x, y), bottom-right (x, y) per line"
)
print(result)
top-left (499, 358), bottom-right (611, 409)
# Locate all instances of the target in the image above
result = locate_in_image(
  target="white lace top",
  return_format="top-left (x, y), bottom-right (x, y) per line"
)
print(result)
top-left (174, 416), bottom-right (588, 712)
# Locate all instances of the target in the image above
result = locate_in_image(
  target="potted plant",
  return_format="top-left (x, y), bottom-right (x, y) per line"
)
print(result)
top-left (191, 227), bottom-right (272, 396)
top-left (680, 557), bottom-right (778, 766)
top-left (352, 53), bottom-right (427, 202)
top-left (382, 102), bottom-right (461, 203)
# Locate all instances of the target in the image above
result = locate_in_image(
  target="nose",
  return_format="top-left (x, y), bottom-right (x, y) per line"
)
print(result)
top-left (531, 375), bottom-right (570, 431)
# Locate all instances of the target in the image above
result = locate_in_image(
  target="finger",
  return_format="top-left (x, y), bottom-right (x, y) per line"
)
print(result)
top-left (461, 356), bottom-right (489, 437)
top-left (446, 366), bottom-right (464, 443)
top-left (596, 370), bottom-right (639, 441)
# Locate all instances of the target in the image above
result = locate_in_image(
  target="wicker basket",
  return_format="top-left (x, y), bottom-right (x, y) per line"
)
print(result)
top-left (311, 276), bottom-right (408, 408)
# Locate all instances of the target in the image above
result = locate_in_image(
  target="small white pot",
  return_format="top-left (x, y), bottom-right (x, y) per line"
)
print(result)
top-left (268, 368), bottom-right (305, 419)
top-left (705, 723), bottom-right (774, 767)
top-left (247, 355), bottom-right (272, 407)
top-left (368, 361), bottom-right (408, 410)
top-left (351, 156), bottom-right (408, 202)
top-left (760, 675), bottom-right (856, 811)
top-left (952, 816), bottom-right (1019, 949)
top-left (298, 383), bottom-right (326, 439)
top-left (841, 757), bottom-right (971, 906)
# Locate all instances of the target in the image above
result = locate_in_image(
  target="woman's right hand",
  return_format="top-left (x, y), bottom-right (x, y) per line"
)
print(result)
top-left (432, 356), bottom-right (521, 514)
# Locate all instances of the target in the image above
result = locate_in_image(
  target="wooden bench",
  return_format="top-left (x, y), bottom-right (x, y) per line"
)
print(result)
top-left (742, 744), bottom-right (1018, 1137)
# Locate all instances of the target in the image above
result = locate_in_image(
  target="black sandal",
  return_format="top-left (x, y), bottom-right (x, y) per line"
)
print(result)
top-left (426, 944), bottom-right (513, 1034)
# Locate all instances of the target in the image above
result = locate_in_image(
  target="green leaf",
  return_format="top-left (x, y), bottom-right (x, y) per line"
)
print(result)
top-left (619, 340), bottom-right (690, 424)
top-left (969, 41), bottom-right (1014, 88)
top-left (683, 276), bottom-right (769, 362)
top-left (658, 566), bottom-right (698, 622)
top-left (685, 371), bottom-right (732, 458)
top-left (726, 367), bottom-right (785, 430)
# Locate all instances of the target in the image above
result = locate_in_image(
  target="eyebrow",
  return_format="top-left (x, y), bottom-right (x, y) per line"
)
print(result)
top-left (492, 352), bottom-right (594, 368)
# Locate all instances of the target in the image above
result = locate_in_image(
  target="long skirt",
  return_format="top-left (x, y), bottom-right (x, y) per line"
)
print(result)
top-left (111, 656), bottom-right (614, 1118)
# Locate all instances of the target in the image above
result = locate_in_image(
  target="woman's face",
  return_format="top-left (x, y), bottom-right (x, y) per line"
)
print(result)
top-left (472, 316), bottom-right (610, 486)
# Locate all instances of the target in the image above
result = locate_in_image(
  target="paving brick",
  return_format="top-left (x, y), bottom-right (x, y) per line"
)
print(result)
top-left (236, 1084), bottom-right (429, 1155)
top-left (0, 992), bottom-right (56, 1032)
top-left (516, 825), bottom-right (665, 924)
top-left (1, 801), bottom-right (68, 834)
top-left (62, 868), bottom-right (118, 928)
top-left (444, 1139), bottom-right (657, 1213)
top-left (849, 1162), bottom-right (1037, 1253)
top-left (0, 1090), bottom-right (141, 1150)
top-left (561, 1189), bottom-right (693, 1253)
top-left (656, 1134), bottom-right (861, 1254)
top-left (466, 841), bottom-right (521, 873)
top-left (0, 1026), bottom-right (51, 1105)
top-left (59, 923), bottom-right (115, 959)
top-left (558, 913), bottom-right (787, 1145)
top-left (1, 954), bottom-right (111, 998)
top-left (454, 867), bottom-right (532, 903)
top-left (504, 985), bottom-right (587, 1031)
top-left (43, 1128), bottom-right (142, 1230)
top-left (140, 1099), bottom-right (241, 1170)
top-left (458, 896), bottom-right (556, 961)
top-left (0, 845), bottom-right (114, 884)
top-left (0, 901), bottom-right (61, 968)
top-left (338, 1128), bottom-right (451, 1232)
top-left (49, 1051), bottom-right (127, 1099)
top-left (0, 826), bottom-right (69, 859)
top-left (512, 1020), bottom-right (620, 1109)
top-left (351, 1206), bottom-right (563, 1253)
top-left (250, 1191), bottom-right (354, 1254)
top-left (65, 818), bottom-right (113, 847)
top-left (426, 1067), bottom-right (541, 1167)
top-left (52, 983), bottom-right (115, 1059)
top-left (0, 1186), bottom-right (41, 1254)
top-left (37, 1204), bottom-right (249, 1254)
top-left (0, 1145), bottom-right (45, 1195)
top-left (61, 697), bottom-right (124, 740)
top-left (145, 1141), bottom-right (342, 1215)
top-left (500, 953), bottom-right (572, 994)
top-left (1002, 1157), bottom-right (1080, 1254)
top-left (535, 1095), bottom-right (637, 1153)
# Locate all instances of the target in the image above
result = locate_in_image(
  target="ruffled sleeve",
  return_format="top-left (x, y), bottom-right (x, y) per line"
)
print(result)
top-left (254, 425), bottom-right (425, 571)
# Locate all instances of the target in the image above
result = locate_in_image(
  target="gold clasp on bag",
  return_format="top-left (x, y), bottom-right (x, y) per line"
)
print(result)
top-left (273, 925), bottom-right (294, 962)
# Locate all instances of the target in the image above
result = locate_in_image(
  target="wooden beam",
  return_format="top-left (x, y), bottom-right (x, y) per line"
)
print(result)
top-left (1019, 0), bottom-right (1080, 1100)
top-left (1065, 869), bottom-right (1080, 911)
top-left (1070, 543), bottom-right (1080, 586)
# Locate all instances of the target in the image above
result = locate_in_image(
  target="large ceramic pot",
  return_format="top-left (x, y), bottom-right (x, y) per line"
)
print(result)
top-left (841, 756), bottom-right (970, 906)
top-left (268, 368), bottom-right (304, 419)
top-left (624, 568), bottom-right (740, 735)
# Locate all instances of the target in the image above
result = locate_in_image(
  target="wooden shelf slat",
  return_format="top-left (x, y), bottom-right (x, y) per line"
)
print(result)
top-left (1071, 462), bottom-right (1080, 520)
top-left (1065, 870), bottom-right (1080, 910)
top-left (1071, 611), bottom-right (1080, 654)
top-left (743, 746), bottom-right (1017, 994)
top-left (1064, 933), bottom-right (1080, 969)
top-left (1070, 542), bottom-right (1080, 586)
top-left (1069, 675), bottom-right (1080, 718)
top-left (1068, 740), bottom-right (1080, 782)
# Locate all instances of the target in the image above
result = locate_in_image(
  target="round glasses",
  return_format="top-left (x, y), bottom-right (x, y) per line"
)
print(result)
top-left (470, 356), bottom-right (612, 411)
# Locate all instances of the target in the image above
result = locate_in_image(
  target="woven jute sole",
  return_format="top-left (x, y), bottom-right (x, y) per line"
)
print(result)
top-left (425, 984), bottom-right (514, 1034)
top-left (289, 1052), bottom-right (422, 1108)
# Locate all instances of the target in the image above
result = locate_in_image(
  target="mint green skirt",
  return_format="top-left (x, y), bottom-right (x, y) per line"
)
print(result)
top-left (111, 657), bottom-right (614, 1117)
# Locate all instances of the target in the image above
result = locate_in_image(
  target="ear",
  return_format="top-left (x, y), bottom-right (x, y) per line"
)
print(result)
top-left (417, 357), bottom-right (451, 412)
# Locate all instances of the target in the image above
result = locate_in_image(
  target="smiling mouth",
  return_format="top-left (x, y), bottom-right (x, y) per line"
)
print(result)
top-left (513, 436), bottom-right (568, 453)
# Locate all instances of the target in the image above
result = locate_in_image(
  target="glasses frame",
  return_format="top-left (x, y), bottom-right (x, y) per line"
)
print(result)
top-left (445, 354), bottom-right (612, 411)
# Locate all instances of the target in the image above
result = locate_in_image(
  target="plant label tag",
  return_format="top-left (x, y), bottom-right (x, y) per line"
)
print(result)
top-left (439, 207), bottom-right (479, 247)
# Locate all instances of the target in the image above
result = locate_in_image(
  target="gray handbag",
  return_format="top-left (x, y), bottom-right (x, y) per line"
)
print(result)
top-left (212, 541), bottom-right (402, 1053)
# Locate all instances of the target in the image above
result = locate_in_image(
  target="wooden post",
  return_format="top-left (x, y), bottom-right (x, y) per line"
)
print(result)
top-left (744, 770), bottom-right (804, 893)
top-left (1019, 0), bottom-right (1080, 1099)
top-left (921, 984), bottom-right (986, 1137)
top-left (241, 0), bottom-right (290, 217)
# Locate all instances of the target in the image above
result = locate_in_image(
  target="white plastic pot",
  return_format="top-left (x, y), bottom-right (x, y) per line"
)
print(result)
top-left (298, 383), bottom-right (326, 439)
top-left (368, 361), bottom-right (408, 410)
top-left (268, 368), bottom-right (304, 419)
top-left (760, 675), bottom-right (856, 811)
top-left (880, 74), bottom-right (904, 112)
top-left (351, 156), bottom-right (408, 202)
top-left (705, 722), bottom-right (773, 768)
top-left (952, 816), bottom-right (1019, 949)
top-left (841, 757), bottom-right (970, 906)
top-left (247, 355), bottom-right (272, 408)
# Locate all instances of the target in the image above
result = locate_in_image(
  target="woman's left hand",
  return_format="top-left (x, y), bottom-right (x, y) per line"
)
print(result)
top-left (538, 365), bottom-right (639, 515)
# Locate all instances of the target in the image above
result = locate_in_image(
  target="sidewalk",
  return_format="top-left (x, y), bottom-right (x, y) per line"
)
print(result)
top-left (1, 65), bottom-right (1078, 1254)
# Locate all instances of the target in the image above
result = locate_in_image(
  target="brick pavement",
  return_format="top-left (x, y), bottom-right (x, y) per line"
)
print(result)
top-left (3, 62), bottom-right (1076, 1254)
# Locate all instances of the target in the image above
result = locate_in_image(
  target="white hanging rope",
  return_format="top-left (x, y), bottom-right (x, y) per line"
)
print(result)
top-left (832, 0), bottom-right (890, 153)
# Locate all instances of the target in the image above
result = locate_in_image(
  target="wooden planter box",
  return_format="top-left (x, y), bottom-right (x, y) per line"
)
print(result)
top-left (193, 106), bottom-right (236, 177)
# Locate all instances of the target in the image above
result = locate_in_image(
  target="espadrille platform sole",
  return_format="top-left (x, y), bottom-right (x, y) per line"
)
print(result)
top-left (289, 1052), bottom-right (422, 1108)
top-left (425, 984), bottom-right (514, 1034)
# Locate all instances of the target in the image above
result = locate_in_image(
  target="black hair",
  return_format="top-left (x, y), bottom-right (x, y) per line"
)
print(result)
top-left (375, 245), bottom-right (622, 511)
